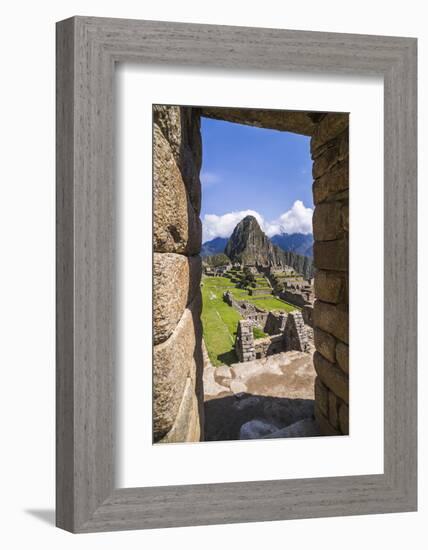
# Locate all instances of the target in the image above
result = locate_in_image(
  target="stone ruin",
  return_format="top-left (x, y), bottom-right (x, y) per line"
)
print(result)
top-left (235, 311), bottom-right (310, 362)
top-left (223, 290), bottom-right (288, 336)
top-left (223, 290), bottom-right (269, 328)
top-left (235, 320), bottom-right (256, 362)
top-left (283, 311), bottom-right (309, 352)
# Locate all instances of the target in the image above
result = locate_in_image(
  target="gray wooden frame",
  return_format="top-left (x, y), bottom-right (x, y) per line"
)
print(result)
top-left (56, 16), bottom-right (417, 533)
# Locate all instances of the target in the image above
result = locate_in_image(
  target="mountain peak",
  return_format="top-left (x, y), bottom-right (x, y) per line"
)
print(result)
top-left (224, 217), bottom-right (314, 278)
top-left (239, 214), bottom-right (260, 227)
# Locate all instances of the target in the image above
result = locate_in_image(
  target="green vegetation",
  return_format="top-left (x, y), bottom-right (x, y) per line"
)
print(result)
top-left (248, 296), bottom-right (297, 312)
top-left (201, 275), bottom-right (297, 366)
top-left (253, 326), bottom-right (267, 339)
top-left (201, 277), bottom-right (240, 366)
top-left (227, 286), bottom-right (296, 312)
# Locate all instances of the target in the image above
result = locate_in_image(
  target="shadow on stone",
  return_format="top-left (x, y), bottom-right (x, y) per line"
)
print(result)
top-left (216, 350), bottom-right (238, 366)
top-left (204, 393), bottom-right (317, 441)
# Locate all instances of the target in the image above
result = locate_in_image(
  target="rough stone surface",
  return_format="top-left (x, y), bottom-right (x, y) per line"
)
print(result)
top-left (204, 350), bottom-right (317, 441)
top-left (153, 124), bottom-right (201, 254)
top-left (339, 402), bottom-right (349, 435)
top-left (312, 129), bottom-right (348, 177)
top-left (153, 295), bottom-right (202, 441)
top-left (314, 270), bottom-right (347, 304)
top-left (336, 341), bottom-right (349, 374)
top-left (263, 418), bottom-right (321, 439)
top-left (152, 106), bottom-right (205, 444)
top-left (313, 202), bottom-right (343, 241)
top-left (314, 403), bottom-right (341, 436)
top-left (341, 204), bottom-right (349, 232)
top-left (313, 352), bottom-right (349, 404)
top-left (202, 107), bottom-right (318, 136)
top-left (313, 300), bottom-right (348, 344)
top-left (284, 311), bottom-right (309, 352)
top-left (153, 105), bottom-right (182, 161)
top-left (302, 305), bottom-right (314, 327)
top-left (159, 377), bottom-right (201, 443)
top-left (313, 160), bottom-right (349, 204)
top-left (314, 376), bottom-right (329, 418)
top-left (239, 419), bottom-right (279, 440)
top-left (314, 327), bottom-right (337, 363)
top-left (314, 239), bottom-right (348, 272)
top-left (328, 391), bottom-right (339, 429)
top-left (153, 253), bottom-right (201, 344)
top-left (153, 105), bottom-right (202, 213)
top-left (311, 114), bottom-right (349, 437)
top-left (235, 320), bottom-right (256, 362)
top-left (311, 113), bottom-right (349, 153)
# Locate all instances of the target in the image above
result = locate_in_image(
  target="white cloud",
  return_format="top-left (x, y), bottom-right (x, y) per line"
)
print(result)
top-left (202, 201), bottom-right (313, 242)
top-left (202, 210), bottom-right (264, 242)
top-left (265, 200), bottom-right (313, 237)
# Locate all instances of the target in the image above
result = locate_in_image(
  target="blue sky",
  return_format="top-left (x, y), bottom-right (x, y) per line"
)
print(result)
top-left (200, 117), bottom-right (314, 242)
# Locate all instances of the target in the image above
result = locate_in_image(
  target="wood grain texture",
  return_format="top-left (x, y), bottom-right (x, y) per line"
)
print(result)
top-left (56, 16), bottom-right (417, 532)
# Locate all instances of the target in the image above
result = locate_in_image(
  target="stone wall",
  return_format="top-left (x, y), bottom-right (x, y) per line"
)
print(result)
top-left (311, 114), bottom-right (349, 435)
top-left (264, 311), bottom-right (288, 335)
top-left (254, 334), bottom-right (285, 358)
top-left (153, 105), bottom-right (204, 443)
top-left (284, 311), bottom-right (310, 353)
top-left (279, 288), bottom-right (312, 308)
top-left (248, 287), bottom-right (272, 296)
top-left (223, 290), bottom-right (269, 328)
top-left (302, 304), bottom-right (314, 327)
top-left (235, 320), bottom-right (256, 362)
top-left (235, 311), bottom-right (309, 361)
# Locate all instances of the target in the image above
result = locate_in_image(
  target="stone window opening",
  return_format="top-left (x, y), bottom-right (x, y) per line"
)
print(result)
top-left (153, 105), bottom-right (349, 443)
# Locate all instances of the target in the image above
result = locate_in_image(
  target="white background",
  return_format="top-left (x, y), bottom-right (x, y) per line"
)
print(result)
top-left (118, 67), bottom-right (384, 487)
top-left (0, 1), bottom-right (425, 548)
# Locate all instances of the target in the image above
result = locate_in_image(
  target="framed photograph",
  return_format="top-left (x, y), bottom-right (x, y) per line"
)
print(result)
top-left (56, 16), bottom-right (417, 532)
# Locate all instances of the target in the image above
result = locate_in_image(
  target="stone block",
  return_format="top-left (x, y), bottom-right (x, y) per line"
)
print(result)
top-left (314, 327), bottom-right (336, 363)
top-left (153, 105), bottom-right (202, 213)
top-left (153, 295), bottom-right (202, 441)
top-left (313, 202), bottom-right (343, 241)
top-left (314, 270), bottom-right (347, 304)
top-left (159, 376), bottom-right (201, 443)
top-left (313, 351), bottom-right (349, 404)
top-left (314, 403), bottom-right (341, 436)
top-left (313, 300), bottom-right (348, 344)
top-left (313, 160), bottom-right (348, 204)
top-left (336, 341), bottom-right (349, 374)
top-left (153, 124), bottom-right (201, 254)
top-left (302, 305), bottom-right (313, 327)
top-left (314, 238), bottom-right (348, 272)
top-left (180, 146), bottom-right (202, 214)
top-left (153, 253), bottom-right (202, 345)
top-left (339, 402), bottom-right (349, 435)
top-left (341, 204), bottom-right (349, 232)
top-left (312, 130), bottom-right (348, 178)
top-left (311, 113), bottom-right (349, 154)
top-left (328, 391), bottom-right (339, 429)
top-left (314, 376), bottom-right (329, 417)
top-left (153, 105), bottom-right (182, 161)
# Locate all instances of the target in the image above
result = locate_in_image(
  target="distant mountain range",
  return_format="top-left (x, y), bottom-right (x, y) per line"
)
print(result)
top-left (202, 228), bottom-right (313, 261)
top-left (201, 237), bottom-right (229, 257)
top-left (270, 232), bottom-right (313, 258)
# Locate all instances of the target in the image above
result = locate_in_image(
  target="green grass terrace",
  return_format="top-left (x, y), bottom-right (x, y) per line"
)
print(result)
top-left (201, 276), bottom-right (297, 366)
